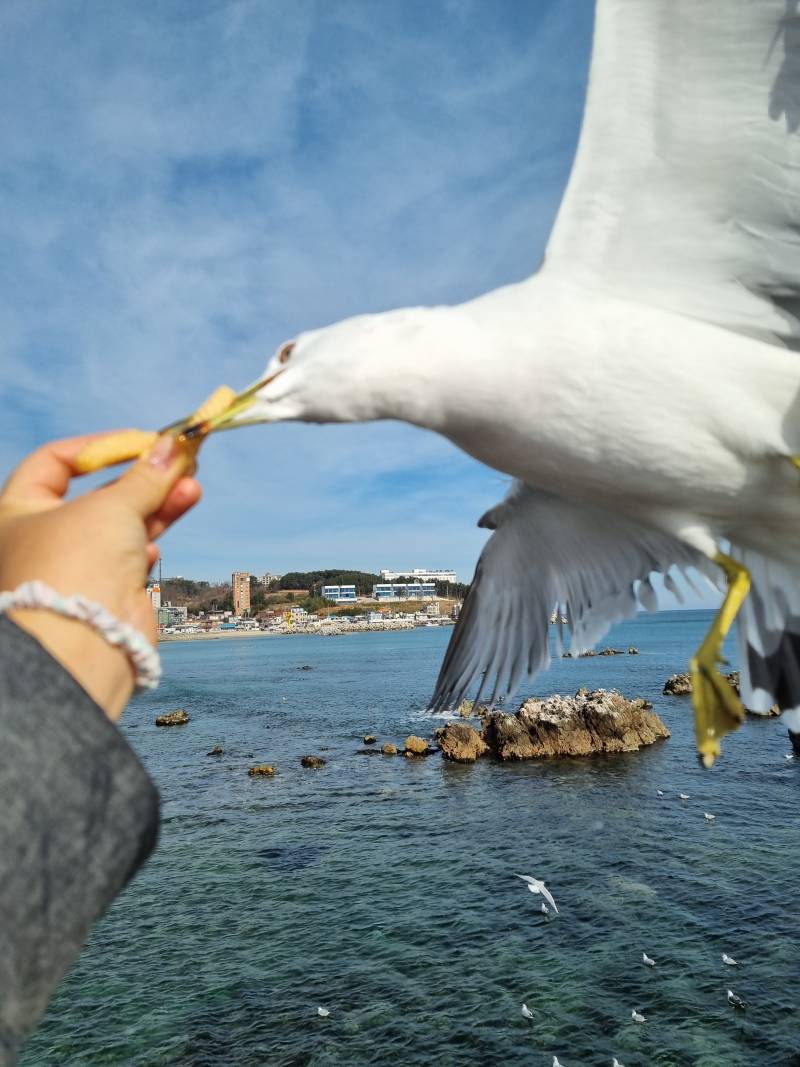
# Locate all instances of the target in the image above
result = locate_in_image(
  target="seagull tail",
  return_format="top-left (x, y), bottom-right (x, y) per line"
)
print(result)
top-left (733, 548), bottom-right (800, 727)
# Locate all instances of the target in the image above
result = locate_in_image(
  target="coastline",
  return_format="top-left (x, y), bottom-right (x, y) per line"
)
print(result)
top-left (158, 621), bottom-right (453, 644)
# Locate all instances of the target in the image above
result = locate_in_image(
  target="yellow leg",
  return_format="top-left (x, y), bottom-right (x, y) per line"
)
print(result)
top-left (691, 553), bottom-right (750, 768)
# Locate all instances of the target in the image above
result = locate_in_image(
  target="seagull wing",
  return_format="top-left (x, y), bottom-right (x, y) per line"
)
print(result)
top-left (430, 482), bottom-right (711, 710)
top-left (544, 0), bottom-right (800, 348)
top-left (538, 884), bottom-right (559, 914)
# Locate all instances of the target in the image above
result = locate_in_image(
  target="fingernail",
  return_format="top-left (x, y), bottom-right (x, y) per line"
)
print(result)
top-left (146, 434), bottom-right (177, 470)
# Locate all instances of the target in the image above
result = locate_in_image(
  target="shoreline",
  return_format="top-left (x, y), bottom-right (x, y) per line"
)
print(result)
top-left (159, 622), bottom-right (453, 644)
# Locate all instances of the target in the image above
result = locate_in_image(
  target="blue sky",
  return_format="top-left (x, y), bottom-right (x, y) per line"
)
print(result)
top-left (2, 1), bottom-right (599, 586)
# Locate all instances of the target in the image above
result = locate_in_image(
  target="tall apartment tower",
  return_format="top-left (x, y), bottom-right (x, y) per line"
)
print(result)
top-left (232, 572), bottom-right (251, 616)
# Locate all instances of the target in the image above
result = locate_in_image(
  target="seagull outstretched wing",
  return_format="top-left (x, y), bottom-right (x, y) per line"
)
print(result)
top-left (431, 483), bottom-right (712, 711)
top-left (544, 0), bottom-right (800, 348)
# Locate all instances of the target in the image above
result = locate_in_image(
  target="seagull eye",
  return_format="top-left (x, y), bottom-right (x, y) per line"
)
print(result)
top-left (278, 341), bottom-right (295, 365)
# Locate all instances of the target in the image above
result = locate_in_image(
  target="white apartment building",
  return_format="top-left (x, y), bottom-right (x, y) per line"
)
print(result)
top-left (380, 567), bottom-right (457, 583)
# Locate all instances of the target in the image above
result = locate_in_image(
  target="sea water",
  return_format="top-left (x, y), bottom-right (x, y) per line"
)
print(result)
top-left (21, 611), bottom-right (800, 1066)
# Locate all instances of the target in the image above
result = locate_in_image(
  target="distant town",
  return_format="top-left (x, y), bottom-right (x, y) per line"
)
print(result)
top-left (147, 567), bottom-right (468, 640)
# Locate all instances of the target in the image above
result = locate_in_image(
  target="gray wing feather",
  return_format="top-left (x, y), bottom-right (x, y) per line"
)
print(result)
top-left (430, 483), bottom-right (711, 711)
top-left (544, 0), bottom-right (800, 348)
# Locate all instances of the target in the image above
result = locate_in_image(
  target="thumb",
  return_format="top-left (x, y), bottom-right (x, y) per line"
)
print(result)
top-left (110, 434), bottom-right (197, 518)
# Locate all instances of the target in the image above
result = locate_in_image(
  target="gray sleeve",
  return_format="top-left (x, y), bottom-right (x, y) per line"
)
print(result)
top-left (0, 616), bottom-right (160, 1066)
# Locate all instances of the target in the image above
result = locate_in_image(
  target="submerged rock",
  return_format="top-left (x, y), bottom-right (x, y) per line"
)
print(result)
top-left (482, 689), bottom-right (669, 760)
top-left (248, 764), bottom-right (276, 777)
top-left (155, 709), bottom-right (190, 727)
top-left (663, 673), bottom-right (692, 696)
top-left (381, 743), bottom-right (398, 756)
top-left (206, 745), bottom-right (224, 757)
top-left (437, 723), bottom-right (489, 763)
top-left (301, 755), bottom-right (326, 769)
top-left (297, 665), bottom-right (313, 671)
top-left (403, 735), bottom-right (431, 756)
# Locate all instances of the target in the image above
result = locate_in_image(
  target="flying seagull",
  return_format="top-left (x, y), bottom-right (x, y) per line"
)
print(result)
top-left (188, 1), bottom-right (800, 766)
top-left (515, 874), bottom-right (559, 913)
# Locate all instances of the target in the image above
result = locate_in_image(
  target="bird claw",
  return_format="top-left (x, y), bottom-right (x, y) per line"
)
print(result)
top-left (691, 651), bottom-right (745, 768)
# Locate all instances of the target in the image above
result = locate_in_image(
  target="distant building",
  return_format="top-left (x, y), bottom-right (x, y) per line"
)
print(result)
top-left (259, 572), bottom-right (280, 586)
top-left (232, 571), bottom-right (251, 615)
top-left (380, 568), bottom-right (457, 584)
top-left (147, 583), bottom-right (161, 611)
top-left (321, 584), bottom-right (357, 604)
top-left (372, 582), bottom-right (436, 601)
top-left (158, 605), bottom-right (188, 628)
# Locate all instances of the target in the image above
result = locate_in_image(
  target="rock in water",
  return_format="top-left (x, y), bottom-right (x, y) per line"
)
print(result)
top-left (362, 734), bottom-right (377, 745)
top-left (628, 647), bottom-right (639, 655)
top-left (404, 735), bottom-right (431, 756)
top-left (381, 743), bottom-right (398, 756)
top-left (248, 764), bottom-right (276, 777)
top-left (301, 755), bottom-right (326, 769)
top-left (437, 723), bottom-right (489, 763)
top-left (206, 745), bottom-right (224, 757)
top-left (663, 673), bottom-right (692, 695)
top-left (482, 690), bottom-right (669, 760)
top-left (155, 709), bottom-right (190, 727)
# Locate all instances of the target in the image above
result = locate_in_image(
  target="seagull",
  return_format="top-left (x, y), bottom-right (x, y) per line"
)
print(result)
top-left (657, 790), bottom-right (664, 797)
top-left (727, 989), bottom-right (746, 1011)
top-left (198, 1), bottom-right (800, 767)
top-left (679, 793), bottom-right (690, 801)
top-left (514, 874), bottom-right (559, 913)
top-left (722, 953), bottom-right (739, 966)
top-left (522, 1003), bottom-right (535, 1019)
top-left (704, 812), bottom-right (716, 822)
top-left (317, 1007), bottom-right (330, 1018)
top-left (642, 952), bottom-right (655, 967)
top-left (553, 1058), bottom-right (564, 1067)
top-left (613, 1060), bottom-right (627, 1067)
top-left (785, 753), bottom-right (794, 760)
top-left (631, 1009), bottom-right (646, 1024)
top-left (540, 901), bottom-right (550, 915)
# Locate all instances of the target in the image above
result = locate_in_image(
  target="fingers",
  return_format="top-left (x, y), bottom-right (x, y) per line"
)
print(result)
top-left (0, 432), bottom-right (119, 504)
top-left (145, 476), bottom-right (202, 540)
top-left (107, 434), bottom-right (199, 519)
top-left (146, 543), bottom-right (160, 571)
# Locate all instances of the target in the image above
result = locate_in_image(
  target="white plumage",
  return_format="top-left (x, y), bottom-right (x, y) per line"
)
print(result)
top-left (227, 1), bottom-right (800, 764)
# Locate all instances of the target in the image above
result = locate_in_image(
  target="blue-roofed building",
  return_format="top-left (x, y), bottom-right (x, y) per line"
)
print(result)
top-left (322, 584), bottom-right (357, 604)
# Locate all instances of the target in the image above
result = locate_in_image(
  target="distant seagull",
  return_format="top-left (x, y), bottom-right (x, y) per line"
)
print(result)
top-left (631, 1009), bottom-right (646, 1023)
top-left (679, 793), bottom-right (690, 800)
top-left (657, 789), bottom-right (664, 797)
top-left (515, 874), bottom-right (559, 913)
top-left (727, 989), bottom-right (746, 1010)
top-left (613, 1059), bottom-right (627, 1067)
top-left (704, 812), bottom-right (716, 822)
top-left (785, 753), bottom-right (794, 760)
top-left (722, 953), bottom-right (739, 966)
top-left (522, 1003), bottom-right (535, 1019)
top-left (552, 1058), bottom-right (564, 1067)
top-left (642, 952), bottom-right (656, 967)
top-left (317, 1007), bottom-right (330, 1018)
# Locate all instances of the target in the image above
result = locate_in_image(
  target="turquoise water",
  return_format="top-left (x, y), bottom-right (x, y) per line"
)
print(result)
top-left (22, 611), bottom-right (800, 1066)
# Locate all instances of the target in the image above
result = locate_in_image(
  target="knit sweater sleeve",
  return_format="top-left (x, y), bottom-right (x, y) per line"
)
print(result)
top-left (0, 616), bottom-right (159, 1066)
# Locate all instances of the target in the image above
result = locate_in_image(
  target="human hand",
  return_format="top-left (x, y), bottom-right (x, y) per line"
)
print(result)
top-left (0, 433), bottom-right (202, 720)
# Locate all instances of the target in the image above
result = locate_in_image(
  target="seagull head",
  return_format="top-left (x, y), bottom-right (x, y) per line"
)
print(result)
top-left (241, 307), bottom-right (448, 428)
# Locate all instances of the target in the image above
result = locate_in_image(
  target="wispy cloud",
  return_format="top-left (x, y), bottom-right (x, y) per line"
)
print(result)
top-left (1, 0), bottom-right (597, 584)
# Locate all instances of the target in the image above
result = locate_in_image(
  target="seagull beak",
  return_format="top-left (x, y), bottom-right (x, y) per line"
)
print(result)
top-left (166, 369), bottom-right (286, 441)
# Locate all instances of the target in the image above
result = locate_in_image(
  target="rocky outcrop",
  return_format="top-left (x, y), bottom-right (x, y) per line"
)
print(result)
top-left (301, 755), bottom-right (326, 769)
top-left (482, 689), bottom-right (669, 759)
top-left (206, 745), bottom-right (224, 757)
top-left (725, 672), bottom-right (780, 716)
top-left (362, 734), bottom-right (377, 745)
top-left (248, 764), bottom-right (276, 776)
top-left (437, 723), bottom-right (489, 763)
top-left (599, 647), bottom-right (623, 656)
top-left (628, 647), bottom-right (639, 655)
top-left (404, 735), bottom-right (432, 756)
top-left (381, 743), bottom-right (398, 755)
top-left (155, 709), bottom-right (190, 727)
top-left (663, 673), bottom-right (692, 695)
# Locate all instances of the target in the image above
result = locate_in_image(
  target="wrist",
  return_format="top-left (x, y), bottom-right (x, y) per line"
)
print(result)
top-left (8, 608), bottom-right (135, 720)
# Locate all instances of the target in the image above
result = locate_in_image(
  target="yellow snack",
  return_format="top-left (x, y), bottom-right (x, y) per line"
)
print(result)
top-left (74, 430), bottom-right (158, 474)
top-left (188, 384), bottom-right (236, 425)
top-left (73, 384), bottom-right (236, 474)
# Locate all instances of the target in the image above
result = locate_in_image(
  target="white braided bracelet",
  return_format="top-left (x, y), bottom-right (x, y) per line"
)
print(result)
top-left (0, 580), bottom-right (161, 690)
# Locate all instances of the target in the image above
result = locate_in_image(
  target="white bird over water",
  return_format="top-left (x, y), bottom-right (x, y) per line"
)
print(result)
top-left (540, 901), bottom-right (550, 915)
top-left (642, 952), bottom-right (655, 967)
top-left (317, 1007), bottom-right (330, 1018)
top-left (613, 1059), bottom-right (627, 1067)
top-left (521, 1003), bottom-right (535, 1020)
top-left (727, 989), bottom-right (747, 1011)
top-left (704, 812), bottom-right (716, 822)
top-left (552, 1058), bottom-right (564, 1067)
top-left (722, 953), bottom-right (739, 966)
top-left (515, 874), bottom-right (559, 913)
top-left (201, 1), bottom-right (800, 767)
top-left (679, 793), bottom-right (691, 801)
top-left (631, 1009), bottom-right (646, 1024)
